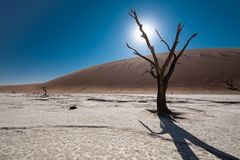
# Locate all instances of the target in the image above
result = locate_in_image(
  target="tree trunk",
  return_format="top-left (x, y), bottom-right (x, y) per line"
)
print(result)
top-left (157, 77), bottom-right (171, 116)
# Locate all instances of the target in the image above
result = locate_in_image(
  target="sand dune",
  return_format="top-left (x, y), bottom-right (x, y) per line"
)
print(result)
top-left (1, 48), bottom-right (240, 93)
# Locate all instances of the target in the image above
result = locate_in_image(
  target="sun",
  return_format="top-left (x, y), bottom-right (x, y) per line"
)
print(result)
top-left (132, 22), bottom-right (155, 43)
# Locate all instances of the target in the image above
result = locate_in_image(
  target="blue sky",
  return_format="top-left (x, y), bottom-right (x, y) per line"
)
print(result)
top-left (0, 0), bottom-right (240, 85)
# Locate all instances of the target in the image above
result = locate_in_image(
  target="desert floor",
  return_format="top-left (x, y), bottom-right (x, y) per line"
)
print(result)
top-left (0, 93), bottom-right (239, 160)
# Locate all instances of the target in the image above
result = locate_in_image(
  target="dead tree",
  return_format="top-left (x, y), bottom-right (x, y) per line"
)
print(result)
top-left (225, 80), bottom-right (240, 91)
top-left (42, 86), bottom-right (48, 97)
top-left (127, 9), bottom-right (197, 116)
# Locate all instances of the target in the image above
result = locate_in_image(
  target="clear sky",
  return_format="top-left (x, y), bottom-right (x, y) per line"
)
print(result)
top-left (0, 0), bottom-right (240, 85)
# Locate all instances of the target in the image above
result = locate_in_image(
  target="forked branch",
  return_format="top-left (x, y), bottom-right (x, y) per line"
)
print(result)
top-left (161, 24), bottom-right (183, 75)
top-left (164, 33), bottom-right (197, 82)
top-left (146, 65), bottom-right (158, 78)
top-left (142, 65), bottom-right (158, 78)
top-left (129, 9), bottom-right (160, 73)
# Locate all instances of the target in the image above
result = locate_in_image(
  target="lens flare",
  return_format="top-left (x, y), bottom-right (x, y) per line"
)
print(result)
top-left (132, 22), bottom-right (155, 43)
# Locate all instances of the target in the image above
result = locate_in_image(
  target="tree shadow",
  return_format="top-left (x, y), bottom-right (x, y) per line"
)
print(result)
top-left (139, 117), bottom-right (239, 160)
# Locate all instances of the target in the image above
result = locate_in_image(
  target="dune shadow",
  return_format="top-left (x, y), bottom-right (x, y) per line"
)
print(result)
top-left (139, 118), bottom-right (239, 160)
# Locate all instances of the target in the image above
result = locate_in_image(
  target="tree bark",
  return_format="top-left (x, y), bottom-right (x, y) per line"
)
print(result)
top-left (156, 77), bottom-right (169, 115)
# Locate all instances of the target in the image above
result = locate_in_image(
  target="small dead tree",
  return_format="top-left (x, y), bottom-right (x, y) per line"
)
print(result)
top-left (42, 86), bottom-right (48, 97)
top-left (127, 9), bottom-right (197, 116)
top-left (225, 80), bottom-right (239, 91)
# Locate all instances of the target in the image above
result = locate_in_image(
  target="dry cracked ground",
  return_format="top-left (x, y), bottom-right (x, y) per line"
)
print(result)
top-left (0, 93), bottom-right (239, 160)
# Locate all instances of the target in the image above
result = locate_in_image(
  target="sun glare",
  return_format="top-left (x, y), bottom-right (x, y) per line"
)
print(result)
top-left (132, 22), bottom-right (156, 43)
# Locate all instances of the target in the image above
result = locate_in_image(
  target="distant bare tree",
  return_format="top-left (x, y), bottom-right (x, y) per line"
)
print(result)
top-left (225, 80), bottom-right (240, 91)
top-left (42, 86), bottom-right (48, 97)
top-left (127, 9), bottom-right (197, 116)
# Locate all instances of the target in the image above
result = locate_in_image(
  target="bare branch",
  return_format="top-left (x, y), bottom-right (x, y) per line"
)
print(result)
top-left (160, 24), bottom-right (182, 75)
top-left (176, 33), bottom-right (198, 59)
top-left (148, 65), bottom-right (158, 78)
top-left (141, 65), bottom-right (158, 78)
top-left (172, 23), bottom-right (183, 52)
top-left (155, 29), bottom-right (171, 52)
top-left (128, 9), bottom-right (136, 19)
top-left (164, 33), bottom-right (197, 82)
top-left (126, 43), bottom-right (155, 66)
top-left (129, 9), bottom-right (160, 74)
